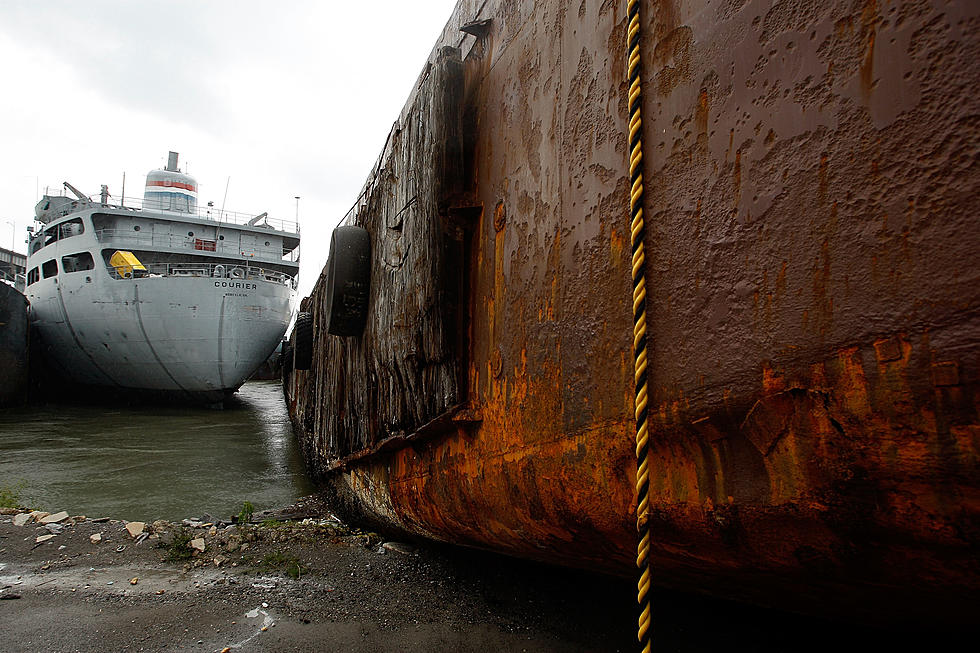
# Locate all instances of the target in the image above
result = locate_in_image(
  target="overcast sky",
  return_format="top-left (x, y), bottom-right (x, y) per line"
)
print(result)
top-left (0, 1), bottom-right (458, 296)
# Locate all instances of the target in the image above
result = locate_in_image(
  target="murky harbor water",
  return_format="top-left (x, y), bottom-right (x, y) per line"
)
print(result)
top-left (0, 380), bottom-right (313, 521)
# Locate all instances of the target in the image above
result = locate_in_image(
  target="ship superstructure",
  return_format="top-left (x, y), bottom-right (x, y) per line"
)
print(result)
top-left (26, 152), bottom-right (299, 403)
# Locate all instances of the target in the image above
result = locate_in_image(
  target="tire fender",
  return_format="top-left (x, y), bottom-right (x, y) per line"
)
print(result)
top-left (325, 225), bottom-right (371, 336)
top-left (293, 311), bottom-right (314, 370)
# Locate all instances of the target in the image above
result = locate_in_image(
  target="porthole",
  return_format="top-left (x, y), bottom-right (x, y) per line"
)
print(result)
top-left (264, 241), bottom-right (270, 246)
top-left (134, 225), bottom-right (141, 231)
top-left (188, 231), bottom-right (194, 237)
top-left (219, 235), bottom-right (224, 241)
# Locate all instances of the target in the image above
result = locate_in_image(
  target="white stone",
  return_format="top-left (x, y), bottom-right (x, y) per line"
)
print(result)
top-left (35, 534), bottom-right (56, 543)
top-left (125, 521), bottom-right (145, 537)
top-left (382, 541), bottom-right (417, 555)
top-left (90, 533), bottom-right (102, 543)
top-left (40, 511), bottom-right (69, 524)
top-left (12, 513), bottom-right (31, 527)
top-left (189, 538), bottom-right (206, 553)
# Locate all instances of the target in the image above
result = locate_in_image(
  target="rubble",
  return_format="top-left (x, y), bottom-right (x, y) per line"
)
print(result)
top-left (382, 541), bottom-right (417, 555)
top-left (39, 511), bottom-right (69, 524)
top-left (125, 521), bottom-right (145, 538)
top-left (0, 495), bottom-right (921, 652)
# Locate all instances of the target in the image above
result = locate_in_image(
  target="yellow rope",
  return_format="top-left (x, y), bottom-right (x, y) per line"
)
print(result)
top-left (626, 0), bottom-right (651, 651)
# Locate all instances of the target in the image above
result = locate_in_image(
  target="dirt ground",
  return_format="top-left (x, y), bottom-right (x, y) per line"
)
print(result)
top-left (0, 497), bottom-right (964, 652)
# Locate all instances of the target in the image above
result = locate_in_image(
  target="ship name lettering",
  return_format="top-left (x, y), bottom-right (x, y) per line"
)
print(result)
top-left (214, 281), bottom-right (257, 290)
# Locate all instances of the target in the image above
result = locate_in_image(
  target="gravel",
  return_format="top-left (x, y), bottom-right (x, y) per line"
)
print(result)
top-left (0, 498), bottom-right (962, 652)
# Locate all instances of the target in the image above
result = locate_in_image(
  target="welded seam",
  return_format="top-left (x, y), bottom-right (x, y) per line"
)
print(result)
top-left (133, 284), bottom-right (188, 394)
top-left (56, 284), bottom-right (120, 386)
top-left (218, 295), bottom-right (227, 389)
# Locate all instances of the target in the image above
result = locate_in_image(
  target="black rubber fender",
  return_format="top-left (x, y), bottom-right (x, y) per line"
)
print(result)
top-left (325, 225), bottom-right (371, 336)
top-left (293, 311), bottom-right (314, 370)
top-left (280, 339), bottom-right (293, 371)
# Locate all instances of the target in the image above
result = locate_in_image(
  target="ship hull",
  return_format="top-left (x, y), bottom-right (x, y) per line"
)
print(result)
top-left (31, 275), bottom-right (293, 402)
top-left (285, 0), bottom-right (979, 621)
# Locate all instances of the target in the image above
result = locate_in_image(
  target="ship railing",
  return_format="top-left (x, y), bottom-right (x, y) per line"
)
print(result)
top-left (94, 229), bottom-right (297, 265)
top-left (105, 261), bottom-right (296, 287)
top-left (38, 192), bottom-right (299, 234)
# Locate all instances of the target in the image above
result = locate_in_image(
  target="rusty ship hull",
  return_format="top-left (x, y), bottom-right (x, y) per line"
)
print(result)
top-left (285, 0), bottom-right (979, 619)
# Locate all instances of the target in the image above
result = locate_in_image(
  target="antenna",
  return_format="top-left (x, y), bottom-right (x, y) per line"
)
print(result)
top-left (220, 177), bottom-right (230, 220)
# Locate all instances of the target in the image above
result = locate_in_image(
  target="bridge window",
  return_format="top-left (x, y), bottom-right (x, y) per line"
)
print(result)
top-left (59, 218), bottom-right (84, 239)
top-left (38, 217), bottom-right (85, 250)
top-left (42, 259), bottom-right (58, 279)
top-left (62, 251), bottom-right (95, 273)
top-left (27, 267), bottom-right (39, 285)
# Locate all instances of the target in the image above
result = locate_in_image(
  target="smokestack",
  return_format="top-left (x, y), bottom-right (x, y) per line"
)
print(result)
top-left (166, 151), bottom-right (179, 172)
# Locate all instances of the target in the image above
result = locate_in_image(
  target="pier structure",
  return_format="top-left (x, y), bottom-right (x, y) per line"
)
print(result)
top-left (0, 245), bottom-right (26, 288)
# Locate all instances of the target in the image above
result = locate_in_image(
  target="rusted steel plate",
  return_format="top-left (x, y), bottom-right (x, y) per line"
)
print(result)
top-left (287, 0), bottom-right (980, 621)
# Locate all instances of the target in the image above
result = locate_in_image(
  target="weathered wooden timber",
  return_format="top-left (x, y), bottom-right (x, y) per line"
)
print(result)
top-left (287, 0), bottom-right (980, 622)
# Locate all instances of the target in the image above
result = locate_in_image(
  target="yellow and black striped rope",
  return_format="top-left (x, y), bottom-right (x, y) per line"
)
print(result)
top-left (626, 0), bottom-right (651, 651)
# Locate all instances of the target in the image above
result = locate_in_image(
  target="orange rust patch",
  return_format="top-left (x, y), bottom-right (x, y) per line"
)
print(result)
top-left (762, 362), bottom-right (786, 394)
top-left (609, 225), bottom-right (625, 266)
top-left (695, 90), bottom-right (709, 144)
top-left (932, 361), bottom-right (960, 387)
top-left (859, 0), bottom-right (878, 101)
top-left (836, 346), bottom-right (871, 417)
top-left (733, 149), bottom-right (742, 209)
top-left (873, 335), bottom-right (905, 363)
top-left (385, 411), bottom-right (636, 572)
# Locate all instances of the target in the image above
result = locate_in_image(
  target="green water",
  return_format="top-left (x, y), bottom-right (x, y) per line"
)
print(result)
top-left (0, 380), bottom-right (314, 522)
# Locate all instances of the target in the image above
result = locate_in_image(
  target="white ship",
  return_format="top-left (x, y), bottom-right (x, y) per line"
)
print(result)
top-left (25, 152), bottom-right (299, 404)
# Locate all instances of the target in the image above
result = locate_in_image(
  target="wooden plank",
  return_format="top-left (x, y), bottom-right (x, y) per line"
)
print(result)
top-left (289, 46), bottom-right (465, 472)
